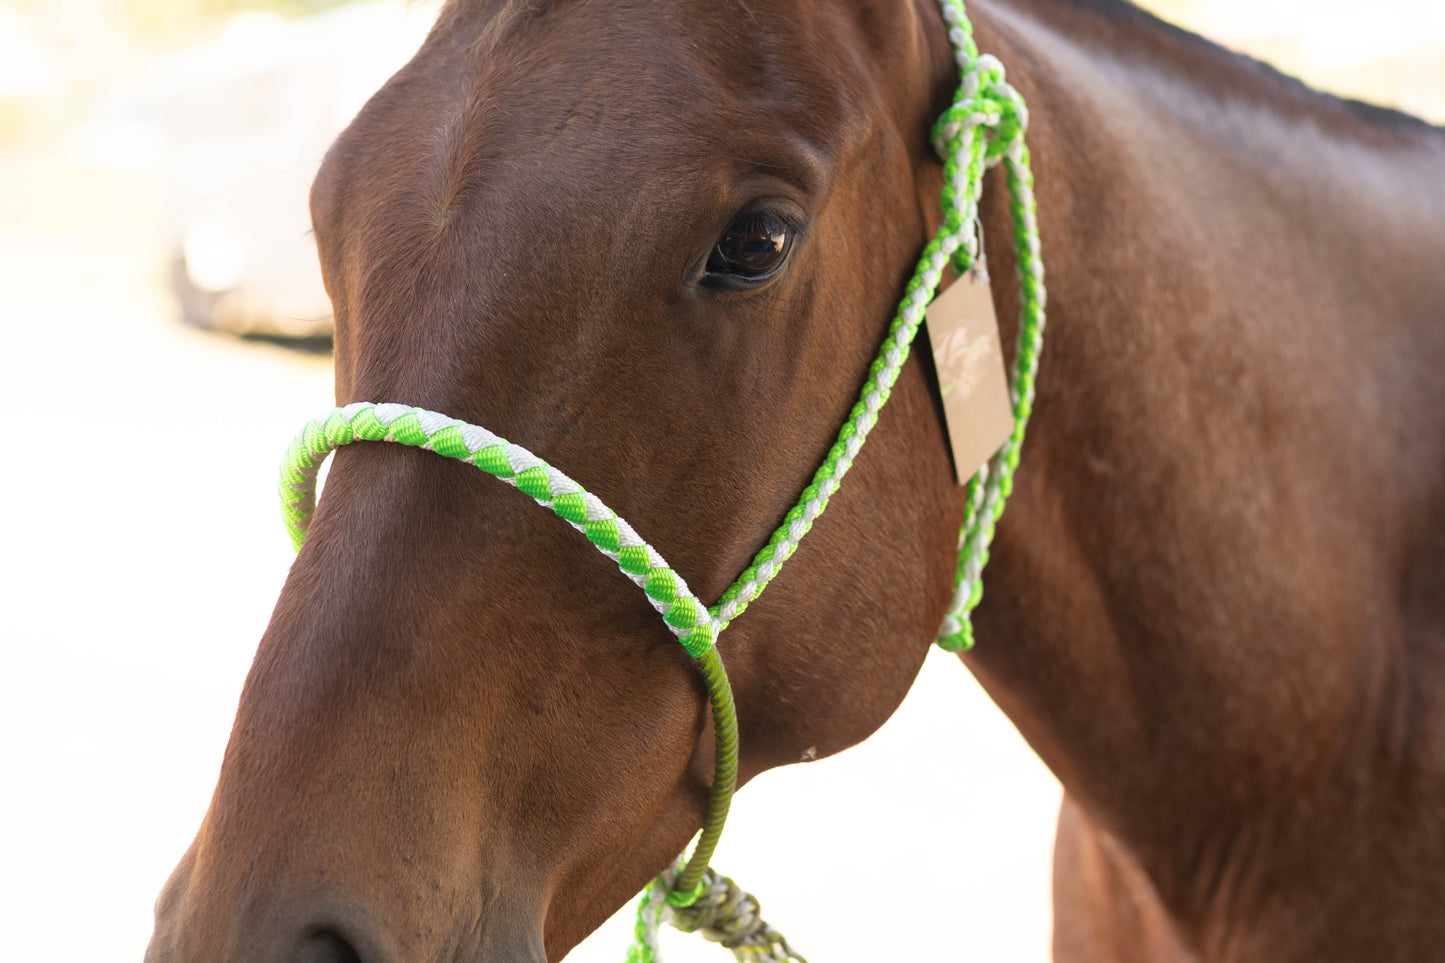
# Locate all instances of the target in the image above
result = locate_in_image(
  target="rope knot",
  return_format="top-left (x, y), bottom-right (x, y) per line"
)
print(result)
top-left (629, 863), bottom-right (807, 963)
top-left (931, 54), bottom-right (1029, 163)
top-left (673, 869), bottom-right (807, 963)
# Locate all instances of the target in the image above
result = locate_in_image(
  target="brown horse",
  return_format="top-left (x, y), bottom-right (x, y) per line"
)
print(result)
top-left (146, 0), bottom-right (1445, 960)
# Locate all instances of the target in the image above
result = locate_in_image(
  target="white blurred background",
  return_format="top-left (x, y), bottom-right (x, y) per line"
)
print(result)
top-left (0, 2), bottom-right (1439, 961)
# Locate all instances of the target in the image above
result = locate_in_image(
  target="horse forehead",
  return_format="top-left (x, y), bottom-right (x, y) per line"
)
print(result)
top-left (431, 0), bottom-right (874, 152)
top-left (310, 0), bottom-right (898, 387)
top-left (320, 0), bottom-right (882, 279)
top-left (457, 0), bottom-right (857, 67)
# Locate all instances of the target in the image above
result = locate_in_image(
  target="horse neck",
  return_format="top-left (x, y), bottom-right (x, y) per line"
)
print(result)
top-left (961, 0), bottom-right (1445, 933)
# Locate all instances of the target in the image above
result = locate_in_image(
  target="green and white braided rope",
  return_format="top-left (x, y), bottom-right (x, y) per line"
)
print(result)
top-left (931, 0), bottom-right (1047, 651)
top-left (707, 0), bottom-right (1046, 654)
top-left (280, 402), bottom-right (719, 656)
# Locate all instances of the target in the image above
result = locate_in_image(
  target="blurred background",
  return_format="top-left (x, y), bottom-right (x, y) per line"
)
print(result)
top-left (0, 2), bottom-right (1438, 961)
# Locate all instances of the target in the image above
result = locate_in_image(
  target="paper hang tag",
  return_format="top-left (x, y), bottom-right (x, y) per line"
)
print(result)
top-left (924, 259), bottom-right (1015, 485)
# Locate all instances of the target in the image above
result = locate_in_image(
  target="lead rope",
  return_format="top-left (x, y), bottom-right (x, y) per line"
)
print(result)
top-left (277, 0), bottom-right (1042, 958)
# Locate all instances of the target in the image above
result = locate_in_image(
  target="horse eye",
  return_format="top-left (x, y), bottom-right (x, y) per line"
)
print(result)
top-left (704, 211), bottom-right (795, 285)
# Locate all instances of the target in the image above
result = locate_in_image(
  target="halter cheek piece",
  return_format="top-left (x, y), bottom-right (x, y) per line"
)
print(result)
top-left (278, 1), bottom-right (1044, 958)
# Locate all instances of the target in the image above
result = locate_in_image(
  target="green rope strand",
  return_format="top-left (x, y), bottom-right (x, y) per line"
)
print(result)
top-left (677, 646), bottom-right (738, 894)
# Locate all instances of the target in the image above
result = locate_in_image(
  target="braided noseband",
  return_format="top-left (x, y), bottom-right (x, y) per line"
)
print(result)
top-left (278, 0), bottom-right (1044, 958)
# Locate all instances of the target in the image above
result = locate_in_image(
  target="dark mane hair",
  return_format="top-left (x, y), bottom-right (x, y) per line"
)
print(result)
top-left (1049, 0), bottom-right (1441, 136)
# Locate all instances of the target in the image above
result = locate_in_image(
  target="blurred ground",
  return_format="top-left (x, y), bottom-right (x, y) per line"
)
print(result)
top-left (0, 150), bottom-right (336, 959)
top-left (0, 1), bottom-right (1440, 961)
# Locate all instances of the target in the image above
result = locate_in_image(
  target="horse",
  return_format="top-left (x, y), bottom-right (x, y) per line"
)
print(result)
top-left (145, 0), bottom-right (1445, 959)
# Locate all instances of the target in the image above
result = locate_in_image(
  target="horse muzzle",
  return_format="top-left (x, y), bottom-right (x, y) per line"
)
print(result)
top-left (146, 862), bottom-right (550, 963)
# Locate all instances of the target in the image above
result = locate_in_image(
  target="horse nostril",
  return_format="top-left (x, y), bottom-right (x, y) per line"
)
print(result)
top-left (295, 929), bottom-right (365, 963)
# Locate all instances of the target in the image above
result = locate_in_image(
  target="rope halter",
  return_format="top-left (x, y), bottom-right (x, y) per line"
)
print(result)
top-left (277, 0), bottom-right (1044, 958)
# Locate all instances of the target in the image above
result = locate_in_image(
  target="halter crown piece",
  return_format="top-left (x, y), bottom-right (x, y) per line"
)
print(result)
top-left (277, 0), bottom-right (1044, 959)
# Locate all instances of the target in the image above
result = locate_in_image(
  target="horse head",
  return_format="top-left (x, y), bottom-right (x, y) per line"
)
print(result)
top-left (148, 1), bottom-right (977, 959)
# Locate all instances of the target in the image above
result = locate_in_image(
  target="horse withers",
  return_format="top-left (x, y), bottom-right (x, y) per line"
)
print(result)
top-left (147, 0), bottom-right (1445, 961)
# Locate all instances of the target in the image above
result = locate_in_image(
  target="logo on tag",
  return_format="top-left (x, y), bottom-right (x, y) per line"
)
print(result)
top-left (924, 261), bottom-right (1015, 484)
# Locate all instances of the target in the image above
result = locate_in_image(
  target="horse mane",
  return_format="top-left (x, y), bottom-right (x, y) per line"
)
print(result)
top-left (1041, 0), bottom-right (1441, 138)
top-left (441, 0), bottom-right (1440, 140)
